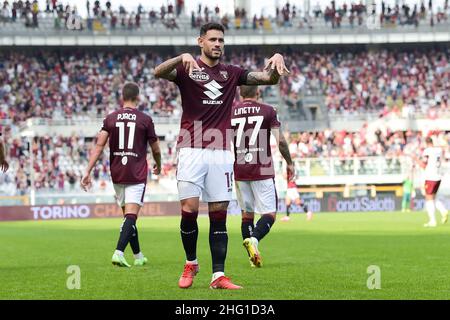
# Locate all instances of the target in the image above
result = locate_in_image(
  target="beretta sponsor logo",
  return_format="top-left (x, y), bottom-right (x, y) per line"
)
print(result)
top-left (189, 70), bottom-right (210, 82)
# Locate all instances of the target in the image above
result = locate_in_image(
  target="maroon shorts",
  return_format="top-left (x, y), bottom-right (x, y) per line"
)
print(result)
top-left (425, 180), bottom-right (441, 195)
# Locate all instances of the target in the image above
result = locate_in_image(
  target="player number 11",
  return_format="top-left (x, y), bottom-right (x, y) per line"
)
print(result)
top-left (116, 122), bottom-right (136, 150)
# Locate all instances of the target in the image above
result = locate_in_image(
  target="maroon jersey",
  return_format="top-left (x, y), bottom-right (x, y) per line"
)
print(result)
top-left (288, 180), bottom-right (297, 189)
top-left (173, 59), bottom-right (248, 149)
top-left (231, 99), bottom-right (281, 181)
top-left (101, 107), bottom-right (158, 184)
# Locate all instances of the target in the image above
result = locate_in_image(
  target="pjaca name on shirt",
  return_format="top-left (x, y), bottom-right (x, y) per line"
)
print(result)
top-left (233, 106), bottom-right (261, 115)
top-left (117, 113), bottom-right (137, 121)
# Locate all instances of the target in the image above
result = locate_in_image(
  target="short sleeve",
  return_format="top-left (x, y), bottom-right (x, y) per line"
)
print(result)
top-left (173, 63), bottom-right (187, 85)
top-left (229, 65), bottom-right (249, 86)
top-left (270, 107), bottom-right (281, 128)
top-left (147, 117), bottom-right (158, 144)
top-left (100, 117), bottom-right (109, 133)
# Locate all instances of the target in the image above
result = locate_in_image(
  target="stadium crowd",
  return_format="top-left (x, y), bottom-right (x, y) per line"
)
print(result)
top-left (1, 125), bottom-right (450, 195)
top-left (1, 47), bottom-right (449, 126)
top-left (286, 128), bottom-right (450, 159)
top-left (0, 130), bottom-right (177, 195)
top-left (1, 1), bottom-right (450, 31)
top-left (0, 49), bottom-right (284, 125)
top-left (281, 48), bottom-right (450, 117)
top-left (0, 50), bottom-right (182, 124)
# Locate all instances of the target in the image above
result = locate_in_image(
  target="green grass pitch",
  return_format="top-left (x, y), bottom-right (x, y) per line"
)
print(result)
top-left (0, 211), bottom-right (449, 299)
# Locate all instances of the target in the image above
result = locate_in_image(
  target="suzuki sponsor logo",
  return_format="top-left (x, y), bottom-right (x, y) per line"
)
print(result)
top-left (203, 80), bottom-right (223, 103)
top-left (31, 205), bottom-right (91, 220)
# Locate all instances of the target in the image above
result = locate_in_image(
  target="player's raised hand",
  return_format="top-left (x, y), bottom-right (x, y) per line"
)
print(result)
top-left (287, 163), bottom-right (295, 182)
top-left (181, 53), bottom-right (201, 76)
top-left (0, 160), bottom-right (8, 172)
top-left (152, 164), bottom-right (161, 175)
top-left (80, 173), bottom-right (92, 192)
top-left (265, 53), bottom-right (290, 76)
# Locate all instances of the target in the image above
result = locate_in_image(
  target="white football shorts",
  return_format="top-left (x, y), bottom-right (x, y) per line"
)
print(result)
top-left (113, 183), bottom-right (146, 207)
top-left (286, 187), bottom-right (300, 201)
top-left (235, 178), bottom-right (278, 214)
top-left (176, 148), bottom-right (234, 202)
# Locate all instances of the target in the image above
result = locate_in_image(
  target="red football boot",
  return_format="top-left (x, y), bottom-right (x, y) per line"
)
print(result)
top-left (209, 276), bottom-right (243, 290)
top-left (178, 263), bottom-right (199, 289)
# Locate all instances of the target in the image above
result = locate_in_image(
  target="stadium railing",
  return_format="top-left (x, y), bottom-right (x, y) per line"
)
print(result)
top-left (282, 156), bottom-right (408, 186)
top-left (2, 15), bottom-right (450, 46)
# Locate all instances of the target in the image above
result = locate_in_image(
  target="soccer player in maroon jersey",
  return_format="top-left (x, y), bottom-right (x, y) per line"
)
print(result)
top-left (81, 82), bottom-right (161, 267)
top-left (154, 22), bottom-right (289, 289)
top-left (0, 132), bottom-right (9, 172)
top-left (231, 85), bottom-right (295, 268)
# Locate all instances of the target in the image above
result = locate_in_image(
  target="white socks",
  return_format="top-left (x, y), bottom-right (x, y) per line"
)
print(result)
top-left (435, 199), bottom-right (448, 217)
top-left (186, 259), bottom-right (198, 265)
top-left (212, 272), bottom-right (225, 282)
top-left (114, 250), bottom-right (124, 256)
top-left (251, 237), bottom-right (259, 246)
top-left (134, 252), bottom-right (144, 259)
top-left (425, 200), bottom-right (437, 225)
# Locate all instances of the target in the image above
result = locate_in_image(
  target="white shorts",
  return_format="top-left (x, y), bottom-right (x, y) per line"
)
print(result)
top-left (235, 179), bottom-right (278, 214)
top-left (113, 183), bottom-right (146, 207)
top-left (286, 188), bottom-right (300, 201)
top-left (176, 148), bottom-right (234, 202)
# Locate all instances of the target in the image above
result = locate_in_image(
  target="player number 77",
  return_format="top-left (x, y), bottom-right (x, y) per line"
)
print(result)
top-left (231, 116), bottom-right (264, 148)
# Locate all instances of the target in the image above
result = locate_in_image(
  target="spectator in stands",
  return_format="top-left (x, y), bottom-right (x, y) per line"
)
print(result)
top-left (190, 10), bottom-right (195, 28)
top-left (176, 0), bottom-right (184, 17)
top-left (149, 8), bottom-right (157, 25)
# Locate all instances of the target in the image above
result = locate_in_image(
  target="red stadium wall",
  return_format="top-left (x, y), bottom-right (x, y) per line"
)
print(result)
top-left (0, 195), bottom-right (440, 222)
top-left (0, 202), bottom-right (206, 221)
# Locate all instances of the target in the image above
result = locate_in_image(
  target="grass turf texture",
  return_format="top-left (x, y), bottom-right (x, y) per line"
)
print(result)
top-left (0, 211), bottom-right (449, 299)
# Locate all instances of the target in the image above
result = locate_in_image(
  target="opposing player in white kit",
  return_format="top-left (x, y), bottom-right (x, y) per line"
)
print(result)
top-left (281, 179), bottom-right (313, 222)
top-left (231, 85), bottom-right (295, 268)
top-left (417, 137), bottom-right (448, 227)
top-left (155, 23), bottom-right (289, 289)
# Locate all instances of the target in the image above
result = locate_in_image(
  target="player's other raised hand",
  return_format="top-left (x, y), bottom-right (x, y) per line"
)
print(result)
top-left (80, 173), bottom-right (92, 192)
top-left (181, 53), bottom-right (201, 75)
top-left (265, 53), bottom-right (290, 76)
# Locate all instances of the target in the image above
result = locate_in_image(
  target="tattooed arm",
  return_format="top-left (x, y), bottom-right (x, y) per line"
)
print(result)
top-left (246, 68), bottom-right (281, 85)
top-left (154, 56), bottom-right (181, 81)
top-left (154, 53), bottom-right (201, 81)
top-left (244, 53), bottom-right (289, 85)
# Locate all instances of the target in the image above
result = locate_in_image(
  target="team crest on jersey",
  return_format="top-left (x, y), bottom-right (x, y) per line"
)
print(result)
top-left (220, 71), bottom-right (228, 80)
top-left (189, 70), bottom-right (210, 82)
top-left (244, 153), bottom-right (253, 163)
